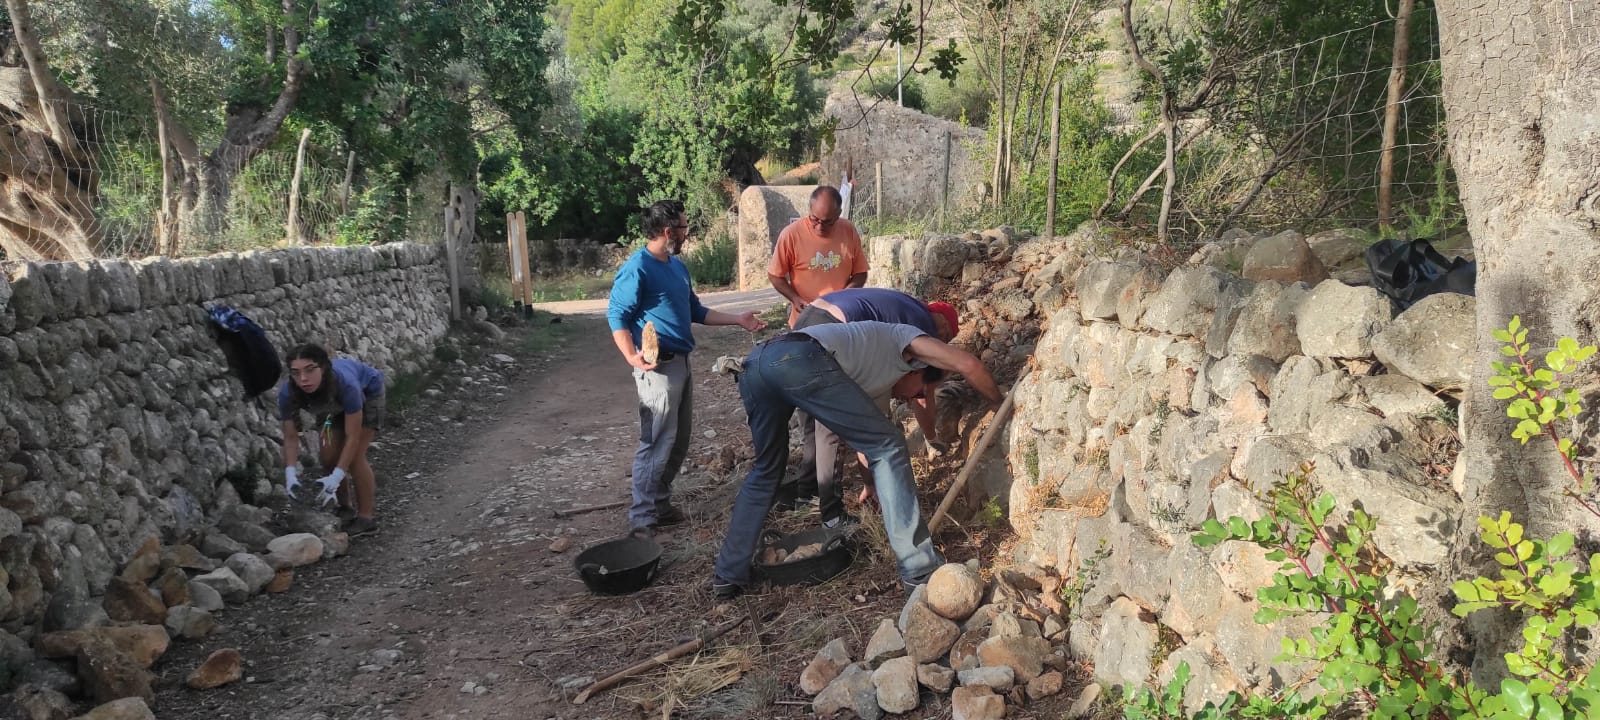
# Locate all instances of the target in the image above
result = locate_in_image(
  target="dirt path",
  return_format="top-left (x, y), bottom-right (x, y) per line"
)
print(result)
top-left (154, 289), bottom-right (1041, 720)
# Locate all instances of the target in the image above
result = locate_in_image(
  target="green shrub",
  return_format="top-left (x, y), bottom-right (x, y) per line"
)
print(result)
top-left (866, 73), bottom-right (925, 112)
top-left (684, 233), bottom-right (737, 288)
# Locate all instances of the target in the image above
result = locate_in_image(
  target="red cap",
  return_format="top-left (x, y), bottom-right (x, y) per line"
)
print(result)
top-left (926, 302), bottom-right (959, 341)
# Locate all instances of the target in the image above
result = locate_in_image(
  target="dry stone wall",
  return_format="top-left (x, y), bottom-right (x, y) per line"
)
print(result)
top-left (0, 244), bottom-right (448, 658)
top-left (872, 225), bottom-right (1473, 709)
top-left (820, 93), bottom-right (987, 217)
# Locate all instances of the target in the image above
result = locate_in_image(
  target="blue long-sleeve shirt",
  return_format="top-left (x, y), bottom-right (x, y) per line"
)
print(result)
top-left (606, 248), bottom-right (708, 355)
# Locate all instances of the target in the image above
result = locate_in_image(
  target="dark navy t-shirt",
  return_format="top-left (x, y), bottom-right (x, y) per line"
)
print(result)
top-left (819, 288), bottom-right (939, 337)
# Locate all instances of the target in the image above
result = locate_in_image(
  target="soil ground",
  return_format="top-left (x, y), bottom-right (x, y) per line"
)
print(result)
top-left (154, 290), bottom-right (1085, 720)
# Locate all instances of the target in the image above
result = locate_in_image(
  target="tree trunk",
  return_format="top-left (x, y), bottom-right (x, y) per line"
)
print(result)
top-left (1438, 0), bottom-right (1600, 685)
top-left (1376, 0), bottom-right (1417, 228)
top-left (0, 0), bottom-right (101, 260)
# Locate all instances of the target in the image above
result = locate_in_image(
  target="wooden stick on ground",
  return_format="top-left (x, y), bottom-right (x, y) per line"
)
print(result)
top-left (573, 615), bottom-right (748, 705)
top-left (928, 372), bottom-right (1027, 534)
top-left (552, 499), bottom-right (628, 518)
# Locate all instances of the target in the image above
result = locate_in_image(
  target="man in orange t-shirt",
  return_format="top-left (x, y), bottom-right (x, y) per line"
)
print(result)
top-left (767, 186), bottom-right (868, 327)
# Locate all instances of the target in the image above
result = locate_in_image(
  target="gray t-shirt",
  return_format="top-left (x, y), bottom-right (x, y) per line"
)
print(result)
top-left (798, 321), bottom-right (928, 404)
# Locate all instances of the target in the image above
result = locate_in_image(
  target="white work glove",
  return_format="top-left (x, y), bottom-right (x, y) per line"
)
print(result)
top-left (317, 468), bottom-right (347, 508)
top-left (285, 467), bottom-right (301, 496)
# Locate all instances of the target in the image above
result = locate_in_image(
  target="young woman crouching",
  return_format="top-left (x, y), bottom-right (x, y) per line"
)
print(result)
top-left (279, 344), bottom-right (385, 535)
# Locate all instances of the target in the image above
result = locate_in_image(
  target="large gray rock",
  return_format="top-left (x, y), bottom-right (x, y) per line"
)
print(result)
top-left (1314, 448), bottom-right (1460, 567)
top-left (1306, 228), bottom-right (1369, 269)
top-left (1228, 281), bottom-right (1309, 362)
top-left (864, 619), bottom-right (906, 664)
top-left (1077, 262), bottom-right (1139, 321)
top-left (897, 583), bottom-right (927, 634)
top-left (1094, 598), bottom-right (1157, 690)
top-left (903, 602), bottom-right (961, 663)
top-left (813, 663), bottom-right (882, 720)
top-left (1155, 636), bottom-right (1245, 713)
top-left (74, 697), bottom-right (156, 720)
top-left (1296, 280), bottom-right (1393, 358)
top-left (1370, 293), bottom-right (1474, 390)
top-left (225, 554), bottom-right (274, 595)
top-left (199, 533), bottom-right (247, 560)
top-left (873, 656), bottom-right (919, 714)
top-left (163, 606), bottom-right (216, 640)
top-left (191, 568), bottom-right (249, 604)
top-left (1161, 542), bottom-right (1229, 640)
top-left (186, 582), bottom-right (225, 613)
top-left (957, 665), bottom-right (1014, 690)
top-left (1357, 375), bottom-right (1444, 418)
top-left (917, 663), bottom-right (955, 693)
top-left (0, 630), bottom-right (36, 691)
top-left (1242, 230), bottom-right (1329, 285)
top-left (1236, 434), bottom-right (1319, 494)
top-left (4, 683), bottom-right (74, 720)
top-left (1143, 266), bottom-right (1233, 338)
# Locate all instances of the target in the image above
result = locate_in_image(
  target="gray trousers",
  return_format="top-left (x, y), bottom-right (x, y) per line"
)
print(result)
top-left (629, 354), bottom-right (692, 528)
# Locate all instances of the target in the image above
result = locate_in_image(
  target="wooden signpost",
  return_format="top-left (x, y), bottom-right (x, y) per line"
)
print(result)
top-left (507, 211), bottom-right (534, 317)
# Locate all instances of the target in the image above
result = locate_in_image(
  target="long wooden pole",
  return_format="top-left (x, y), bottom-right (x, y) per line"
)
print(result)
top-left (286, 127), bottom-right (312, 244)
top-left (928, 373), bottom-right (1026, 534)
top-left (516, 211), bottom-right (533, 308)
top-left (1376, 0), bottom-right (1417, 228)
top-left (443, 204), bottom-right (462, 322)
top-left (1044, 81), bottom-right (1062, 239)
top-left (573, 616), bottom-right (747, 704)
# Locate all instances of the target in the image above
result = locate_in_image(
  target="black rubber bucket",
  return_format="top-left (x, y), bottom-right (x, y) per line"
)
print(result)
top-left (757, 527), bottom-right (855, 586)
top-left (574, 534), bottom-right (663, 595)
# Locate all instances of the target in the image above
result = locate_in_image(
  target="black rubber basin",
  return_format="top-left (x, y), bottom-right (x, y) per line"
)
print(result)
top-left (756, 526), bottom-right (855, 586)
top-left (574, 534), bottom-right (663, 595)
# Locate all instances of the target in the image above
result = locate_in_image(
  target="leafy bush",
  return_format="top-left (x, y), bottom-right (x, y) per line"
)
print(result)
top-left (1129, 317), bottom-right (1600, 719)
top-left (683, 233), bottom-right (737, 288)
top-left (923, 72), bottom-right (992, 126)
top-left (866, 72), bottom-right (925, 112)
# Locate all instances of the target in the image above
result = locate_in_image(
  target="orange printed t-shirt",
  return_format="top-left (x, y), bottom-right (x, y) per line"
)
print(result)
top-left (767, 217), bottom-right (868, 326)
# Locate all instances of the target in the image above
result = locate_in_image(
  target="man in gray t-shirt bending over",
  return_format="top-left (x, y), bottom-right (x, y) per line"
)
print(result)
top-left (711, 321), bottom-right (1003, 599)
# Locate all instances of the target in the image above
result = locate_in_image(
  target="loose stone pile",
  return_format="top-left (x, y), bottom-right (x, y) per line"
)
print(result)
top-left (805, 562), bottom-right (1098, 719)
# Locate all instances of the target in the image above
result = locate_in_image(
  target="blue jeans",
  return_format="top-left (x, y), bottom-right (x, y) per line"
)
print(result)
top-left (713, 336), bottom-right (944, 587)
top-left (628, 354), bottom-right (692, 528)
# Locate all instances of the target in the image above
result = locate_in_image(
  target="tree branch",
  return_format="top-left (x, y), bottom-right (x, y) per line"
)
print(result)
top-left (3, 0), bottom-right (82, 158)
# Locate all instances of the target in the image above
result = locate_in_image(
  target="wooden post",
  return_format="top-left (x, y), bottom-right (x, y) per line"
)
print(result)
top-left (443, 204), bottom-right (462, 322)
top-left (942, 130), bottom-right (953, 218)
top-left (1376, 0), bottom-right (1416, 229)
top-left (506, 211), bottom-right (523, 314)
top-left (1044, 82), bottom-right (1062, 239)
top-left (516, 211), bottom-right (533, 313)
top-left (340, 151), bottom-right (356, 213)
top-left (286, 127), bottom-right (312, 244)
top-left (874, 162), bottom-right (883, 219)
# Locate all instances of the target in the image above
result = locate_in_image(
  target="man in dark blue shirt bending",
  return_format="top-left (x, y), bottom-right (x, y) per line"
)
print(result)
top-left (606, 200), bottom-right (766, 535)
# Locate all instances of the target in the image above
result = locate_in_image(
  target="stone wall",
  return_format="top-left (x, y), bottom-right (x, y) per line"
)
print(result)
top-left (736, 185), bottom-right (819, 291)
top-left (873, 225), bottom-right (1473, 709)
top-left (820, 93), bottom-right (987, 217)
top-left (0, 244), bottom-right (449, 654)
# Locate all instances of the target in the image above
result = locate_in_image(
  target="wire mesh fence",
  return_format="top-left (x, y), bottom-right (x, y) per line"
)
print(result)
top-left (0, 99), bottom-right (400, 262)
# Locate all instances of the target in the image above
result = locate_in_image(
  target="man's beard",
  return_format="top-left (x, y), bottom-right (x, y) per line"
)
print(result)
top-left (670, 237), bottom-right (686, 255)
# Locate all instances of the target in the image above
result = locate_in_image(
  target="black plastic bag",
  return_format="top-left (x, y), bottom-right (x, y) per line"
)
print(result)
top-left (1363, 237), bottom-right (1476, 310)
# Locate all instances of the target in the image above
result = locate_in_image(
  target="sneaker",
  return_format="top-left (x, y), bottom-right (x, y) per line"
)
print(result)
top-left (712, 581), bottom-right (744, 601)
top-left (900, 577), bottom-right (931, 595)
top-left (771, 486), bottom-right (817, 513)
top-left (655, 504), bottom-right (688, 527)
top-left (345, 517), bottom-right (379, 536)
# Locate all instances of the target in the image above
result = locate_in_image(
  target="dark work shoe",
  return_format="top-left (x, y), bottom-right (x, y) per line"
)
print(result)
top-left (712, 581), bottom-right (744, 601)
top-left (336, 506), bottom-right (357, 523)
top-left (346, 517), bottom-right (379, 536)
top-left (656, 504), bottom-right (688, 527)
top-left (630, 525), bottom-right (659, 540)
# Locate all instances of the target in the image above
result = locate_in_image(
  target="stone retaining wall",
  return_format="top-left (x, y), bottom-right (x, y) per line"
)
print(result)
top-left (873, 225), bottom-right (1472, 708)
top-left (0, 244), bottom-right (449, 658)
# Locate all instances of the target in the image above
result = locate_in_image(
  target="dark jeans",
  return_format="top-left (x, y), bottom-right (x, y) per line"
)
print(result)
top-left (788, 307), bottom-right (848, 522)
top-left (713, 335), bottom-right (943, 587)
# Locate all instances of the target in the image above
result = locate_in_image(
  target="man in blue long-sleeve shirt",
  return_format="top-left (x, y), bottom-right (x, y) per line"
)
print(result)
top-left (607, 200), bottom-right (766, 535)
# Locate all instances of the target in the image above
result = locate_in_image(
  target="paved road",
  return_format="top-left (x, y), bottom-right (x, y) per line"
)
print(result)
top-left (533, 287), bottom-right (782, 316)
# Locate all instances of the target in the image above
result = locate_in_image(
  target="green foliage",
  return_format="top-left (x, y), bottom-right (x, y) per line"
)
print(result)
top-left (683, 234), bottom-right (737, 287)
top-left (923, 71), bottom-right (993, 126)
top-left (976, 498), bottom-right (1006, 528)
top-left (1130, 321), bottom-right (1600, 720)
top-left (335, 171), bottom-right (406, 246)
top-left (866, 73), bottom-right (926, 112)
